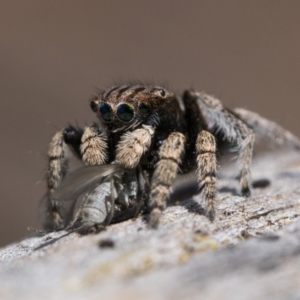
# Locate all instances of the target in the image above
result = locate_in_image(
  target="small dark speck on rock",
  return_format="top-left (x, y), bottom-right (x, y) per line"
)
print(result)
top-left (252, 178), bottom-right (271, 189)
top-left (194, 229), bottom-right (208, 236)
top-left (260, 233), bottom-right (280, 241)
top-left (240, 230), bottom-right (252, 239)
top-left (257, 257), bottom-right (280, 272)
top-left (98, 239), bottom-right (115, 249)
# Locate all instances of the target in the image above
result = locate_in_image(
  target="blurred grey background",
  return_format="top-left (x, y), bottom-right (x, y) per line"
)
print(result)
top-left (0, 1), bottom-right (300, 247)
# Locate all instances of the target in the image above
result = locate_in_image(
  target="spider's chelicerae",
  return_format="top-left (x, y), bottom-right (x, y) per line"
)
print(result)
top-left (46, 84), bottom-right (300, 229)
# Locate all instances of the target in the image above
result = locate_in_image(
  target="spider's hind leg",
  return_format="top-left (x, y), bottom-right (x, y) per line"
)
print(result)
top-left (235, 129), bottom-right (255, 196)
top-left (232, 108), bottom-right (300, 150)
top-left (183, 90), bottom-right (255, 198)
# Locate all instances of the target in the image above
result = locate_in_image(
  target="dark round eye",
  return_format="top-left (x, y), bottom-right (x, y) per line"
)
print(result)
top-left (99, 103), bottom-right (114, 122)
top-left (90, 101), bottom-right (98, 112)
top-left (117, 104), bottom-right (135, 122)
top-left (159, 89), bottom-right (165, 97)
top-left (138, 102), bottom-right (152, 115)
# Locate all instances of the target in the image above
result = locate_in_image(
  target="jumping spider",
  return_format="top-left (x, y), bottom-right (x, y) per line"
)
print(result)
top-left (45, 84), bottom-right (300, 230)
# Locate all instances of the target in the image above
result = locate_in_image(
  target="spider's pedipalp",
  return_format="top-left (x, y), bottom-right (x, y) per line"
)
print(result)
top-left (80, 123), bottom-right (108, 166)
top-left (196, 130), bottom-right (217, 221)
top-left (115, 125), bottom-right (155, 169)
top-left (63, 125), bottom-right (84, 158)
top-left (149, 132), bottom-right (186, 228)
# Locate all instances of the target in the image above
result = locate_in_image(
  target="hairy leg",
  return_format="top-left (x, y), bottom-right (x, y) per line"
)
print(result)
top-left (148, 132), bottom-right (186, 228)
top-left (44, 123), bottom-right (108, 230)
top-left (237, 130), bottom-right (255, 196)
top-left (47, 125), bottom-right (84, 193)
top-left (196, 130), bottom-right (217, 221)
top-left (183, 90), bottom-right (255, 196)
top-left (233, 108), bottom-right (300, 150)
top-left (45, 126), bottom-right (82, 229)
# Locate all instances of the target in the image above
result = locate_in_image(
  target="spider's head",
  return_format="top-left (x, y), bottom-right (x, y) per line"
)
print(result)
top-left (90, 84), bottom-right (173, 132)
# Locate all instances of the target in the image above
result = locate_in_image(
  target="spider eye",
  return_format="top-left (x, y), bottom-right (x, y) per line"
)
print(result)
top-left (90, 101), bottom-right (98, 112)
top-left (138, 102), bottom-right (152, 115)
top-left (159, 89), bottom-right (166, 97)
top-left (99, 103), bottom-right (114, 122)
top-left (117, 104), bottom-right (135, 122)
top-left (154, 88), bottom-right (166, 98)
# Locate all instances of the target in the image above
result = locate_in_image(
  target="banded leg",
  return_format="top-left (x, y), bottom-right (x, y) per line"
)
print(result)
top-left (149, 132), bottom-right (186, 228)
top-left (233, 108), bottom-right (300, 150)
top-left (115, 124), bottom-right (155, 168)
top-left (47, 125), bottom-right (84, 194)
top-left (237, 130), bottom-right (255, 196)
top-left (196, 131), bottom-right (217, 221)
top-left (45, 126), bottom-right (84, 230)
top-left (45, 131), bottom-right (69, 230)
top-left (183, 90), bottom-right (256, 197)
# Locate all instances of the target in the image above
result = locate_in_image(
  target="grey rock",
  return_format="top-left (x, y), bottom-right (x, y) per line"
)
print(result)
top-left (1, 150), bottom-right (300, 300)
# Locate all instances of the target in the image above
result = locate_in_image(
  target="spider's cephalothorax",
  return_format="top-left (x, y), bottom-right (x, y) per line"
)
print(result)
top-left (88, 85), bottom-right (187, 168)
top-left (45, 84), bottom-right (300, 229)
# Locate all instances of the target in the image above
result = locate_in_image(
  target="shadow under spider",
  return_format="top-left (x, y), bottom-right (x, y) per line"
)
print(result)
top-left (179, 199), bottom-right (205, 215)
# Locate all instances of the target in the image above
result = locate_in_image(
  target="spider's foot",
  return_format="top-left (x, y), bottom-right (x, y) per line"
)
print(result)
top-left (206, 207), bottom-right (215, 222)
top-left (148, 208), bottom-right (161, 229)
top-left (241, 186), bottom-right (251, 197)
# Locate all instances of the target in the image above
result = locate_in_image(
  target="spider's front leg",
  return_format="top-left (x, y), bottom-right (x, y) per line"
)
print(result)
top-left (148, 132), bottom-right (186, 228)
top-left (45, 123), bottom-right (108, 230)
top-left (196, 131), bottom-right (217, 221)
top-left (45, 126), bottom-right (83, 229)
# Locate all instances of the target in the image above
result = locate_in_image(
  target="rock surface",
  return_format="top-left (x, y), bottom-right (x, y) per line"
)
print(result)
top-left (1, 150), bottom-right (300, 300)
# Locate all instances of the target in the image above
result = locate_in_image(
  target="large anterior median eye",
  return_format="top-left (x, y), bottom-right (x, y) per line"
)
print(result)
top-left (99, 103), bottom-right (114, 122)
top-left (117, 104), bottom-right (135, 122)
top-left (138, 102), bottom-right (152, 115)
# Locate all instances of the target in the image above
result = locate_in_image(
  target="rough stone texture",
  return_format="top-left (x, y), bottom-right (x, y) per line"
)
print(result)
top-left (1, 150), bottom-right (300, 300)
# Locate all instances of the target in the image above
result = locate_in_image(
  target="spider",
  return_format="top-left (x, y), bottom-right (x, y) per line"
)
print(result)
top-left (45, 84), bottom-right (300, 229)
